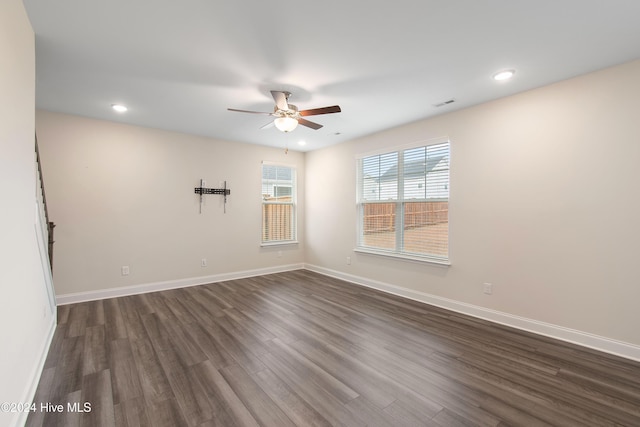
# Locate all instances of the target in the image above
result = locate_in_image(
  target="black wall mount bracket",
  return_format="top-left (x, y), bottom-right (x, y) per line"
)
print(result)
top-left (194, 179), bottom-right (230, 213)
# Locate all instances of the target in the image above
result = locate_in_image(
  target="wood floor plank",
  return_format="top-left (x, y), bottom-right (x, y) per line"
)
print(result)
top-left (66, 303), bottom-right (89, 338)
top-left (183, 286), bottom-right (227, 317)
top-left (382, 399), bottom-right (442, 427)
top-left (24, 366), bottom-right (56, 427)
top-left (454, 347), bottom-right (640, 424)
top-left (114, 396), bottom-right (151, 427)
top-left (145, 398), bottom-right (189, 427)
top-left (157, 313), bottom-right (208, 367)
top-left (159, 356), bottom-right (215, 426)
top-left (289, 337), bottom-right (400, 409)
top-left (58, 389), bottom-right (83, 427)
top-left (43, 323), bottom-right (68, 369)
top-left (109, 339), bottom-right (144, 405)
top-left (190, 360), bottom-right (260, 427)
top-left (141, 314), bottom-right (215, 426)
top-left (143, 291), bottom-right (181, 323)
top-left (82, 325), bottom-right (108, 376)
top-left (160, 291), bottom-right (201, 324)
top-left (81, 369), bottom-right (116, 427)
top-left (183, 321), bottom-right (236, 369)
top-left (118, 295), bottom-right (149, 342)
top-left (85, 300), bottom-right (105, 327)
top-left (428, 348), bottom-right (608, 426)
top-left (431, 407), bottom-right (494, 427)
top-left (556, 366), bottom-right (640, 406)
top-left (200, 315), bottom-right (266, 373)
top-left (223, 307), bottom-right (277, 343)
top-left (129, 293), bottom-right (156, 316)
top-left (266, 338), bottom-right (360, 404)
top-left (232, 297), bottom-right (301, 344)
top-left (128, 336), bottom-right (174, 404)
top-left (292, 330), bottom-right (451, 424)
top-left (219, 363), bottom-right (297, 427)
top-left (252, 367), bottom-right (333, 427)
top-left (212, 313), bottom-right (272, 357)
top-left (103, 299), bottom-right (128, 342)
top-left (200, 285), bottom-right (235, 311)
top-left (57, 303), bottom-right (71, 323)
top-left (178, 288), bottom-right (224, 324)
top-left (49, 335), bottom-right (84, 400)
top-left (27, 270), bottom-right (640, 426)
top-left (346, 396), bottom-right (426, 427)
top-left (264, 303), bottom-right (364, 358)
top-left (259, 351), bottom-right (367, 427)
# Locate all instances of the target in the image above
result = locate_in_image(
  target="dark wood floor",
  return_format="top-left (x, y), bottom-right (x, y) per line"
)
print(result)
top-left (26, 270), bottom-right (640, 426)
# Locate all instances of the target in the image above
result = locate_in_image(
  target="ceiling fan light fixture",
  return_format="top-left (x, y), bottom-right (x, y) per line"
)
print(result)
top-left (274, 116), bottom-right (298, 132)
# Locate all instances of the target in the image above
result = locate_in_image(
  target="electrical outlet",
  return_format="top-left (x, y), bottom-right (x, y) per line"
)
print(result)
top-left (201, 258), bottom-right (207, 267)
top-left (346, 256), bottom-right (351, 265)
top-left (483, 283), bottom-right (493, 295)
top-left (277, 251), bottom-right (282, 258)
top-left (121, 266), bottom-right (130, 276)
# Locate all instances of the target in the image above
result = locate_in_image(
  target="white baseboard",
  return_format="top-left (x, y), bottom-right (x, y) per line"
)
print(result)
top-left (304, 264), bottom-right (640, 362)
top-left (56, 263), bottom-right (305, 305)
top-left (14, 313), bottom-right (56, 427)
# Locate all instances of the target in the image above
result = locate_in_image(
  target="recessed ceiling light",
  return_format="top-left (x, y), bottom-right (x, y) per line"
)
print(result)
top-left (493, 70), bottom-right (515, 81)
top-left (297, 140), bottom-right (307, 146)
top-left (111, 104), bottom-right (128, 113)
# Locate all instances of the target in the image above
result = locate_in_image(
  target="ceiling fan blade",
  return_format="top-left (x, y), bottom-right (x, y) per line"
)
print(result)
top-left (271, 91), bottom-right (290, 111)
top-left (299, 105), bottom-right (341, 117)
top-left (228, 108), bottom-right (273, 115)
top-left (297, 118), bottom-right (323, 130)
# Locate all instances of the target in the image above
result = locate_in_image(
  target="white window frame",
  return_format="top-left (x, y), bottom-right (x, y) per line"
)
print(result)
top-left (355, 138), bottom-right (451, 265)
top-left (261, 162), bottom-right (298, 246)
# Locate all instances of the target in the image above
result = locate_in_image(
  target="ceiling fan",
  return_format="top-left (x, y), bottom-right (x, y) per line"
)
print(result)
top-left (228, 90), bottom-right (341, 132)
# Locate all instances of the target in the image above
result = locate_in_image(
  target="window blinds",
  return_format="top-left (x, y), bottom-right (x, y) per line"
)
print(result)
top-left (357, 141), bottom-right (450, 261)
top-left (262, 164), bottom-right (297, 244)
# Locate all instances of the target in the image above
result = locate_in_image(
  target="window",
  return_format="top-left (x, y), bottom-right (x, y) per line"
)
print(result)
top-left (356, 140), bottom-right (450, 263)
top-left (262, 163), bottom-right (297, 244)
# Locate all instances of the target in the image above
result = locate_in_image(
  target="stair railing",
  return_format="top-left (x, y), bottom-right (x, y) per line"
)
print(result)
top-left (35, 135), bottom-right (55, 269)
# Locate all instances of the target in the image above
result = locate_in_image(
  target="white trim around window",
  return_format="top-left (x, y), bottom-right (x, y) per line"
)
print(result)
top-left (261, 161), bottom-right (298, 246)
top-left (355, 137), bottom-right (451, 265)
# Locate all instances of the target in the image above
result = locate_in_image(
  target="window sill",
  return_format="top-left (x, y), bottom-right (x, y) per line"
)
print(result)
top-left (260, 241), bottom-right (299, 247)
top-left (353, 247), bottom-right (450, 266)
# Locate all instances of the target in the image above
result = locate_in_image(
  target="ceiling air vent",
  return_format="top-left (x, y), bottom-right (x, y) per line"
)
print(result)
top-left (434, 99), bottom-right (456, 108)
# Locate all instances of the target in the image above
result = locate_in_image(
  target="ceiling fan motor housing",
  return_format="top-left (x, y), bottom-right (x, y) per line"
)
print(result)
top-left (275, 104), bottom-right (299, 119)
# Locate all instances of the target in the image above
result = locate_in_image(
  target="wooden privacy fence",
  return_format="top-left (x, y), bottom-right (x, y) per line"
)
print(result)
top-left (262, 199), bottom-right (448, 240)
top-left (262, 196), bottom-right (294, 241)
top-left (363, 201), bottom-right (448, 233)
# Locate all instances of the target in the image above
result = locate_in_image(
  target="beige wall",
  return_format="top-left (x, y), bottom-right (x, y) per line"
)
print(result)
top-left (36, 111), bottom-right (305, 296)
top-left (0, 1), bottom-right (57, 426)
top-left (305, 59), bottom-right (640, 347)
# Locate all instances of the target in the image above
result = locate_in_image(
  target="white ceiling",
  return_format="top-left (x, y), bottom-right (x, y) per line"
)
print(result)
top-left (24, 0), bottom-right (640, 152)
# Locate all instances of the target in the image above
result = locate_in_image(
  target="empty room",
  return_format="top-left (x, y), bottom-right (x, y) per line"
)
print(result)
top-left (2, 0), bottom-right (640, 426)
